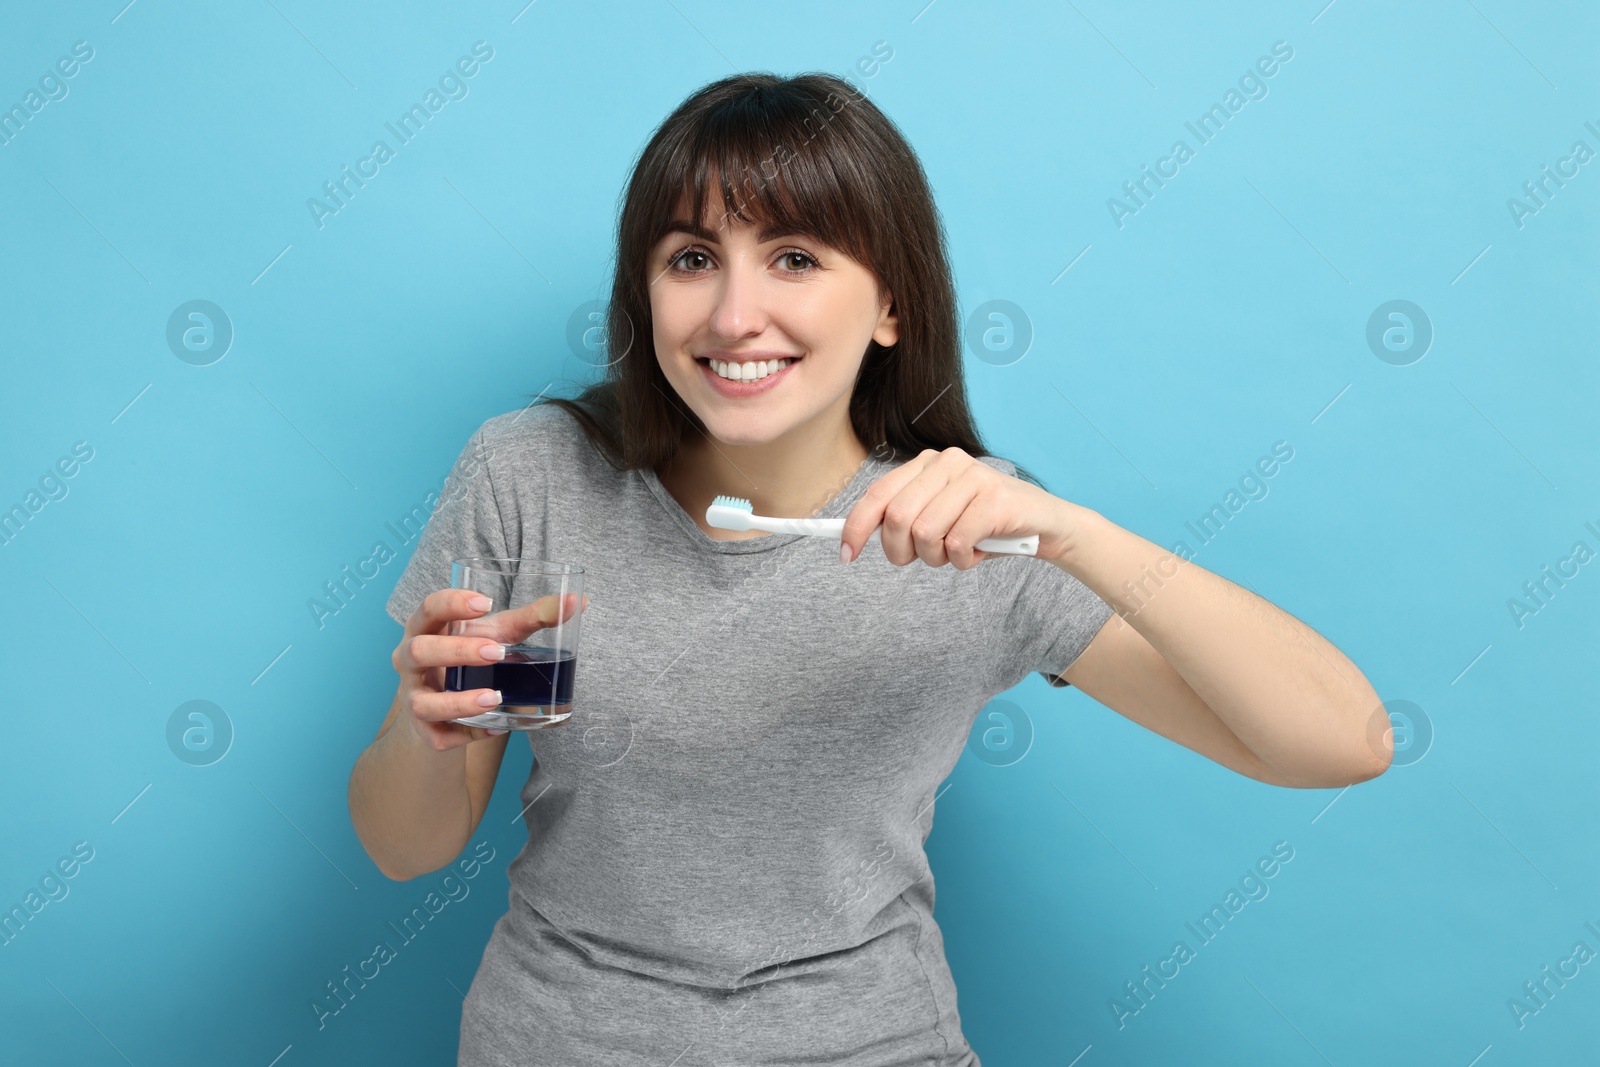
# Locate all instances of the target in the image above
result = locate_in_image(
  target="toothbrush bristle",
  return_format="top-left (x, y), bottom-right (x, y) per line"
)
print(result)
top-left (711, 495), bottom-right (753, 511)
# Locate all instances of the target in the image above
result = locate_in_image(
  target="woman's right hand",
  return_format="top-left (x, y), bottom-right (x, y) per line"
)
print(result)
top-left (390, 588), bottom-right (588, 751)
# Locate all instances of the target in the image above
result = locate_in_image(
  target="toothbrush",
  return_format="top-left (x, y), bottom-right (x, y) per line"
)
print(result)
top-left (706, 495), bottom-right (1039, 556)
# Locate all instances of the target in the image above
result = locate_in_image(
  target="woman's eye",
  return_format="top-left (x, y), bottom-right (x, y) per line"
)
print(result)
top-left (779, 250), bottom-right (817, 272)
top-left (670, 248), bottom-right (711, 273)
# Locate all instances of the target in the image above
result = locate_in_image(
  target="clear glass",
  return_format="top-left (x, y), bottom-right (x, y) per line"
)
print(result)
top-left (445, 558), bottom-right (585, 731)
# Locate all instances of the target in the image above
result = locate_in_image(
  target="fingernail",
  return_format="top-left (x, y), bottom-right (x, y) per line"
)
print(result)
top-left (840, 542), bottom-right (853, 565)
top-left (480, 643), bottom-right (505, 660)
top-left (469, 595), bottom-right (492, 612)
top-left (486, 728), bottom-right (509, 736)
top-left (476, 689), bottom-right (502, 707)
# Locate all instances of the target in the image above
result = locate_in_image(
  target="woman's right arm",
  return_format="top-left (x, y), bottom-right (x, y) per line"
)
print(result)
top-left (348, 588), bottom-right (513, 881)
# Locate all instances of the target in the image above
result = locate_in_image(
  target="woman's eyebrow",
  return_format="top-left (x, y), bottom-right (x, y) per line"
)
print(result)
top-left (663, 218), bottom-right (799, 244)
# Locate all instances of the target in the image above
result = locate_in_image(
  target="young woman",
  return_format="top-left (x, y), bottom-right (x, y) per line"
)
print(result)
top-left (350, 72), bottom-right (1389, 1065)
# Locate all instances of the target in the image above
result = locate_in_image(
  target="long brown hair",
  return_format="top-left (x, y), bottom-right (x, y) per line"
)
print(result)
top-left (531, 70), bottom-right (1045, 491)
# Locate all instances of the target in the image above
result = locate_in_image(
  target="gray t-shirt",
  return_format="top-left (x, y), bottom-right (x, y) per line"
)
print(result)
top-left (385, 403), bottom-right (1114, 1066)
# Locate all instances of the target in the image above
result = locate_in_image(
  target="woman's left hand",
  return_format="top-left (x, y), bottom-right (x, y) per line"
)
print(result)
top-left (838, 447), bottom-right (1087, 569)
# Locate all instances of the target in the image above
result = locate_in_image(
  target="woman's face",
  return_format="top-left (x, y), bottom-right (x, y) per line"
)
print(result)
top-left (647, 193), bottom-right (898, 448)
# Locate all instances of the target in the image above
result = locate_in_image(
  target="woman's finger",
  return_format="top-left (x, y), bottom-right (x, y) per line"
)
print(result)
top-left (477, 592), bottom-right (588, 644)
top-left (412, 686), bottom-right (506, 724)
top-left (407, 587), bottom-right (494, 641)
top-left (909, 476), bottom-right (986, 569)
top-left (399, 633), bottom-right (511, 673)
top-left (878, 462), bottom-right (956, 567)
top-left (839, 450), bottom-right (938, 562)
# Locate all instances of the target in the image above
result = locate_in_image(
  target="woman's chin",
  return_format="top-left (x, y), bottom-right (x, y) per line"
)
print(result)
top-left (703, 423), bottom-right (791, 448)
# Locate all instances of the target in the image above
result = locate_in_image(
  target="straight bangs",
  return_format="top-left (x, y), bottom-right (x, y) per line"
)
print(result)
top-left (640, 86), bottom-right (881, 284)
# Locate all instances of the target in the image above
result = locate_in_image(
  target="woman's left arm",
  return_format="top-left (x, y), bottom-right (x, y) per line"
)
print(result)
top-left (1052, 503), bottom-right (1392, 789)
top-left (838, 447), bottom-right (1392, 790)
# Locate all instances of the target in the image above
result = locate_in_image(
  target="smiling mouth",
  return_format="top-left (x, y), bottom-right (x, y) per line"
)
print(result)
top-left (694, 356), bottom-right (800, 383)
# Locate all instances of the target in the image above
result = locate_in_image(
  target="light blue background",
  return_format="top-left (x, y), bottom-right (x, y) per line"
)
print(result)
top-left (2, 1), bottom-right (1596, 1064)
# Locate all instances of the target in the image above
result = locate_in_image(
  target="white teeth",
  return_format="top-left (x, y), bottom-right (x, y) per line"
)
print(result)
top-left (710, 358), bottom-right (791, 382)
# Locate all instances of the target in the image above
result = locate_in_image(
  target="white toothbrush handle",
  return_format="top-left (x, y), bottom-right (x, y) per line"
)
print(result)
top-left (763, 517), bottom-right (1038, 557)
top-left (971, 534), bottom-right (1039, 556)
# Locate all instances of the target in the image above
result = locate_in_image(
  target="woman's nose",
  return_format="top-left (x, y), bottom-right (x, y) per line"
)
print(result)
top-left (708, 262), bottom-right (767, 339)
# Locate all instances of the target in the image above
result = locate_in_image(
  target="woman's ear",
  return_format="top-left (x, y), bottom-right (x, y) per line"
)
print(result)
top-left (872, 292), bottom-right (899, 348)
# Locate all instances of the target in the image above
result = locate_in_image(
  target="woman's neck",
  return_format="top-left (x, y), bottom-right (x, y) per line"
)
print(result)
top-left (657, 428), bottom-right (872, 541)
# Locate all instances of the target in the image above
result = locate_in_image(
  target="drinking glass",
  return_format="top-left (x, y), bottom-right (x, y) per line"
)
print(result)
top-left (445, 558), bottom-right (585, 730)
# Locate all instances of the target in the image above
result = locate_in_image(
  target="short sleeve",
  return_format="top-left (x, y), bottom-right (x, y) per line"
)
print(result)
top-left (978, 455), bottom-right (1116, 691)
top-left (384, 424), bottom-right (512, 626)
top-left (985, 555), bottom-right (1115, 691)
